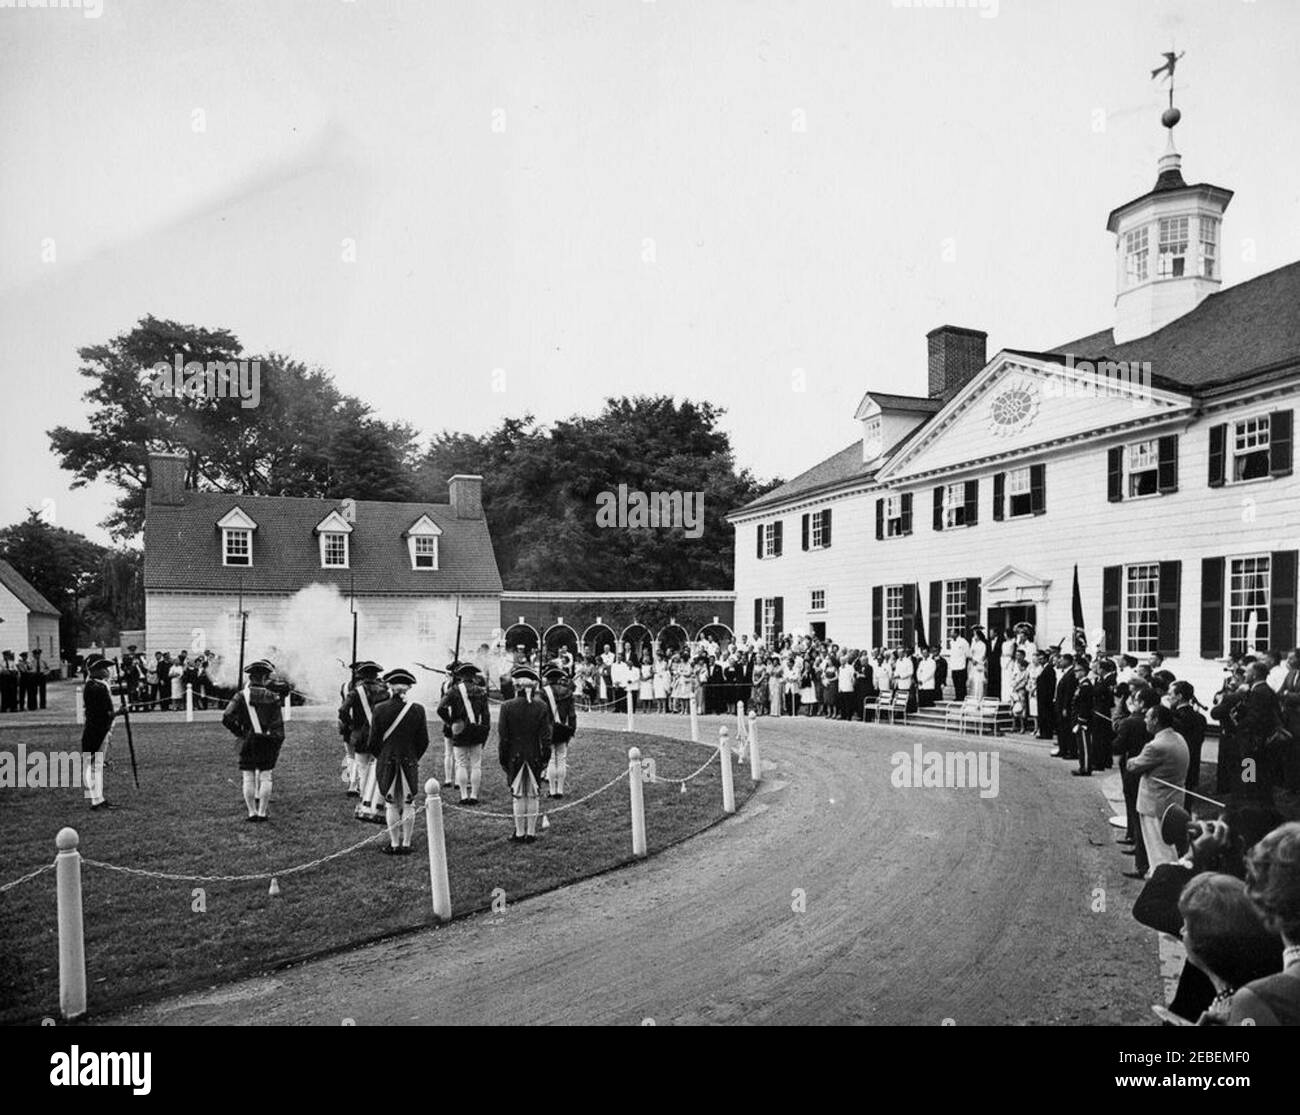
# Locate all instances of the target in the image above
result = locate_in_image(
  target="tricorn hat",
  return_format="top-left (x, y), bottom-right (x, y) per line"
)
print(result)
top-left (352, 660), bottom-right (382, 676)
top-left (542, 666), bottom-right (567, 682)
top-left (511, 665), bottom-right (540, 684)
top-left (85, 653), bottom-right (110, 672)
top-left (244, 659), bottom-right (275, 675)
top-left (452, 662), bottom-right (481, 679)
top-left (383, 667), bottom-right (416, 686)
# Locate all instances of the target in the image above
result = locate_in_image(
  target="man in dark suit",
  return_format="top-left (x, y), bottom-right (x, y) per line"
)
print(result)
top-left (498, 666), bottom-right (553, 844)
top-left (0, 650), bottom-right (17, 713)
top-left (1070, 658), bottom-right (1095, 776)
top-left (1170, 681), bottom-right (1208, 804)
top-left (1236, 662), bottom-right (1283, 798)
top-left (1277, 649), bottom-right (1300, 794)
top-left (81, 654), bottom-right (116, 810)
top-left (1033, 651), bottom-right (1056, 740)
top-left (31, 648), bottom-right (48, 709)
top-left (372, 667), bottom-right (430, 856)
top-left (1115, 685), bottom-right (1157, 875)
top-left (1052, 654), bottom-right (1077, 759)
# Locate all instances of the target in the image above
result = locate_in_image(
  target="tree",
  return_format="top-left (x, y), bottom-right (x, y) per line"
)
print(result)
top-left (49, 317), bottom-right (418, 538)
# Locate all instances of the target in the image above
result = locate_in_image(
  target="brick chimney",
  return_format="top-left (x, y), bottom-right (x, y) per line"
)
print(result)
top-left (148, 452), bottom-right (188, 507)
top-left (927, 325), bottom-right (988, 399)
top-left (448, 474), bottom-right (483, 519)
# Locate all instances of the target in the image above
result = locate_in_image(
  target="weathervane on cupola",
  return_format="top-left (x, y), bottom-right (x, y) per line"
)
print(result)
top-left (1151, 48), bottom-right (1187, 189)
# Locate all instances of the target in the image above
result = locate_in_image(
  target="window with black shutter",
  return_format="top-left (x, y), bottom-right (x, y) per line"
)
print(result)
top-left (821, 508), bottom-right (832, 547)
top-left (1271, 550), bottom-right (1298, 652)
top-left (933, 486), bottom-right (944, 532)
top-left (1107, 447), bottom-right (1123, 502)
top-left (1157, 435), bottom-right (1179, 493)
top-left (1157, 560), bottom-right (1181, 657)
top-left (772, 597), bottom-right (784, 639)
top-left (1200, 556), bottom-right (1224, 659)
top-left (1208, 424), bottom-right (1227, 487)
top-left (1102, 566), bottom-right (1122, 653)
top-left (754, 599), bottom-right (762, 638)
top-left (875, 498), bottom-right (884, 541)
top-left (900, 492), bottom-right (913, 535)
top-left (901, 583), bottom-right (916, 650)
top-left (1230, 415), bottom-right (1272, 481)
top-left (773, 520), bottom-right (783, 556)
top-left (756, 523), bottom-right (764, 559)
top-left (1270, 410), bottom-right (1293, 478)
top-left (964, 577), bottom-right (981, 634)
top-left (929, 581), bottom-right (943, 652)
top-left (1030, 464), bottom-right (1046, 515)
top-left (801, 513), bottom-right (809, 551)
top-left (964, 479), bottom-right (979, 526)
top-left (871, 586), bottom-right (883, 648)
top-left (993, 472), bottom-right (1005, 520)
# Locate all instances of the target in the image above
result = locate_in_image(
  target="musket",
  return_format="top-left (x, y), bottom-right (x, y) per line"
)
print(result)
top-left (110, 657), bottom-right (141, 790)
top-left (414, 661), bottom-right (453, 677)
top-left (236, 575), bottom-right (248, 680)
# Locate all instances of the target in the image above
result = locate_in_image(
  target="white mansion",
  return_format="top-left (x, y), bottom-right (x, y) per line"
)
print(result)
top-left (727, 119), bottom-right (1297, 698)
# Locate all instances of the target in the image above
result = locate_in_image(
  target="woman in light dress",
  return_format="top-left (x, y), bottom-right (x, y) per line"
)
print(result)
top-left (999, 634), bottom-right (1016, 703)
top-left (969, 630), bottom-right (989, 700)
top-left (1008, 650), bottom-right (1031, 732)
top-left (768, 656), bottom-right (785, 716)
top-left (652, 654), bottom-right (670, 713)
top-left (670, 654), bottom-right (692, 712)
top-left (639, 659), bottom-right (655, 711)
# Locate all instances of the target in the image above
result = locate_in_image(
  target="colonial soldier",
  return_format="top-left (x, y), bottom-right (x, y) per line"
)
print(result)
top-left (1070, 657), bottom-right (1095, 777)
top-left (371, 668), bottom-right (430, 856)
top-left (338, 661), bottom-right (386, 801)
top-left (438, 660), bottom-right (462, 792)
top-left (16, 651), bottom-right (34, 711)
top-left (221, 659), bottom-right (286, 823)
top-left (541, 665), bottom-right (577, 798)
top-left (0, 650), bottom-right (17, 713)
top-left (81, 654), bottom-right (116, 809)
top-left (436, 662), bottom-right (491, 805)
top-left (497, 665), bottom-right (552, 844)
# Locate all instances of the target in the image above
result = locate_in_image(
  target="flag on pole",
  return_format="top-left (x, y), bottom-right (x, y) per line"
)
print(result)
top-left (913, 583), bottom-right (928, 652)
top-left (1071, 564), bottom-right (1087, 654)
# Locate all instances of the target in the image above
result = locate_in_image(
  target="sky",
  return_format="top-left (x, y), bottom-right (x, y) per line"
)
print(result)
top-left (1, 0), bottom-right (1298, 547)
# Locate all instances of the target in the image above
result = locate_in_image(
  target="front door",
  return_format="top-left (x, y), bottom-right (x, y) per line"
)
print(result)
top-left (988, 604), bottom-right (1037, 637)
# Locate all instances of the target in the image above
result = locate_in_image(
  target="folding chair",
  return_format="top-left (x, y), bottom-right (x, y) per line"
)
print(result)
top-left (957, 697), bottom-right (982, 735)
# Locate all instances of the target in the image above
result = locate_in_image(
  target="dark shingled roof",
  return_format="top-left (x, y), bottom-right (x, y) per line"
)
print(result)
top-left (1049, 260), bottom-right (1300, 391)
top-left (731, 260), bottom-right (1300, 518)
top-left (0, 559), bottom-right (60, 616)
top-left (144, 492), bottom-right (502, 595)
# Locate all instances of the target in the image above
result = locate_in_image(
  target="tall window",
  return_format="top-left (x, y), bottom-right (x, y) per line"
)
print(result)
top-left (884, 495), bottom-right (905, 537)
top-left (942, 483), bottom-right (967, 529)
top-left (1124, 564), bottom-right (1160, 654)
top-left (223, 528), bottom-right (251, 566)
top-left (1124, 226), bottom-right (1149, 286)
top-left (1228, 556), bottom-right (1270, 654)
top-left (1007, 467), bottom-right (1033, 518)
top-left (810, 512), bottom-right (826, 549)
top-left (1200, 217), bottom-right (1218, 279)
top-left (1127, 440), bottom-right (1159, 497)
top-left (763, 522), bottom-right (781, 557)
top-left (415, 611), bottom-right (437, 641)
top-left (943, 580), bottom-right (967, 646)
top-left (1232, 416), bottom-right (1271, 481)
top-left (322, 532), bottom-right (348, 568)
top-left (413, 536), bottom-right (437, 568)
top-left (762, 598), bottom-right (779, 643)
top-left (884, 586), bottom-right (905, 650)
top-left (1157, 216), bottom-right (1188, 278)
top-left (810, 589), bottom-right (826, 612)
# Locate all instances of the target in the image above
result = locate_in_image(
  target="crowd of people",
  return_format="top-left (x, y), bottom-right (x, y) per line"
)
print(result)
top-left (111, 647), bottom-right (222, 710)
top-left (0, 648), bottom-right (50, 711)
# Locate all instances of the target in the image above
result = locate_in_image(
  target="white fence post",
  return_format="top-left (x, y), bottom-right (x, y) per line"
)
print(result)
top-left (282, 692), bottom-right (292, 722)
top-left (56, 827), bottom-right (87, 1021)
top-left (737, 700), bottom-right (746, 740)
top-left (628, 747), bottom-right (647, 857)
top-left (424, 779), bottom-right (452, 921)
top-left (689, 693), bottom-right (699, 743)
top-left (75, 685), bottom-right (84, 725)
top-left (185, 683), bottom-right (194, 723)
top-left (718, 726), bottom-right (736, 814)
top-left (625, 687), bottom-right (634, 732)
top-left (748, 710), bottom-right (761, 782)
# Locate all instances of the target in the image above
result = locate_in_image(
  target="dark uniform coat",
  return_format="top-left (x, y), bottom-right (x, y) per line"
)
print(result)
top-left (497, 693), bottom-right (553, 784)
top-left (436, 680), bottom-right (491, 747)
top-left (1034, 663), bottom-right (1056, 739)
top-left (81, 677), bottom-right (116, 752)
top-left (540, 679), bottom-right (577, 746)
top-left (1054, 669), bottom-right (1078, 755)
top-left (372, 695), bottom-right (430, 801)
top-left (222, 684), bottom-right (286, 771)
top-left (339, 679), bottom-right (390, 754)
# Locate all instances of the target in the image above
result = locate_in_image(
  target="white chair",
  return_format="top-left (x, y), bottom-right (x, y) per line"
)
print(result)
top-left (957, 697), bottom-right (982, 735)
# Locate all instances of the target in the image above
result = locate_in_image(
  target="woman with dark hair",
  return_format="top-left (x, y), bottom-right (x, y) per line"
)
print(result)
top-left (1233, 821), bottom-right (1300, 1025)
top-left (1177, 872), bottom-right (1282, 1024)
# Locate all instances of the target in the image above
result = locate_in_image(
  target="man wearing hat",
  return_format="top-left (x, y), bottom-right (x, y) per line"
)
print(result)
top-left (221, 660), bottom-right (286, 823)
top-left (497, 666), bottom-right (552, 843)
top-left (437, 662), bottom-right (491, 804)
top-left (541, 665), bottom-right (578, 798)
top-left (437, 660), bottom-right (467, 793)
top-left (81, 654), bottom-right (116, 809)
top-left (338, 661), bottom-right (387, 806)
top-left (371, 668), bottom-right (430, 855)
top-left (0, 650), bottom-right (17, 713)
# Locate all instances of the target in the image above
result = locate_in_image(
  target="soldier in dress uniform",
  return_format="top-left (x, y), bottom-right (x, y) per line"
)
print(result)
top-left (497, 665), bottom-right (552, 844)
top-left (541, 665), bottom-right (577, 798)
top-left (436, 661), bottom-right (491, 805)
top-left (81, 654), bottom-right (116, 809)
top-left (338, 661), bottom-right (386, 802)
top-left (0, 650), bottom-right (17, 713)
top-left (1070, 657), bottom-right (1095, 777)
top-left (437, 660), bottom-right (465, 793)
top-left (221, 659), bottom-right (286, 823)
top-left (371, 667), bottom-right (430, 855)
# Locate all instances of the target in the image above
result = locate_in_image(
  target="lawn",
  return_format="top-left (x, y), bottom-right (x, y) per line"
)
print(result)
top-left (0, 717), bottom-right (753, 1024)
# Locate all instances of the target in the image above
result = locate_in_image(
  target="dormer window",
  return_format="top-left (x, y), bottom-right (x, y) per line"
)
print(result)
top-left (1123, 226), bottom-right (1148, 286)
top-left (404, 514), bottom-right (442, 570)
top-left (217, 506), bottom-right (258, 567)
top-left (1157, 216), bottom-right (1188, 278)
top-left (314, 509), bottom-right (354, 569)
top-left (1199, 217), bottom-right (1218, 279)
